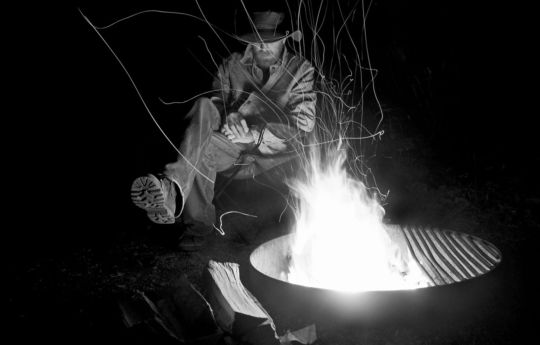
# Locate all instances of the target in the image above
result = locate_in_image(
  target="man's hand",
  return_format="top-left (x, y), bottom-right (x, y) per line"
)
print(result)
top-left (221, 112), bottom-right (255, 144)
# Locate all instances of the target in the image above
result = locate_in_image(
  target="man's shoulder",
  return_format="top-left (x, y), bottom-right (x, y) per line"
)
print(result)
top-left (286, 52), bottom-right (314, 71)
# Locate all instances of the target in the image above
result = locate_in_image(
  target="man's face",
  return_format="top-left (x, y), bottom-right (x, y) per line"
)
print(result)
top-left (251, 39), bottom-right (285, 59)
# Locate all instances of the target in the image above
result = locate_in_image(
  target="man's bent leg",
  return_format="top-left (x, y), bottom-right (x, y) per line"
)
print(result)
top-left (182, 132), bottom-right (243, 229)
top-left (131, 98), bottom-right (222, 224)
top-left (176, 133), bottom-right (243, 251)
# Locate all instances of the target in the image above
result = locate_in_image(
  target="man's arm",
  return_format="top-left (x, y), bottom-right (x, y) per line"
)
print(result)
top-left (287, 62), bottom-right (316, 133)
top-left (230, 61), bottom-right (316, 154)
top-left (219, 58), bottom-right (317, 154)
top-left (213, 57), bottom-right (258, 148)
top-left (251, 61), bottom-right (316, 153)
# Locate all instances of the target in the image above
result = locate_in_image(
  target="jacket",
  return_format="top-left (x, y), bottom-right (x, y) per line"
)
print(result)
top-left (211, 45), bottom-right (316, 154)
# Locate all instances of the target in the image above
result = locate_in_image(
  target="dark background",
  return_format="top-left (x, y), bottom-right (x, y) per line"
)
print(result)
top-left (11, 0), bottom-right (532, 253)
top-left (7, 1), bottom-right (533, 343)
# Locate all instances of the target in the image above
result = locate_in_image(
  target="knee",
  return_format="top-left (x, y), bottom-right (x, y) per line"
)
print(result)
top-left (195, 97), bottom-right (217, 115)
top-left (192, 97), bottom-right (220, 123)
top-left (195, 97), bottom-right (213, 107)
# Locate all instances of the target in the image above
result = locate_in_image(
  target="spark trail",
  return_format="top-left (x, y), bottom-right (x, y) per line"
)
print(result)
top-left (81, 0), bottom-right (387, 233)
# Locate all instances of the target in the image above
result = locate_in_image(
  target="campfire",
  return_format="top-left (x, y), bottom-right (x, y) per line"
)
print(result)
top-left (285, 150), bottom-right (430, 292)
top-left (250, 150), bottom-right (502, 294)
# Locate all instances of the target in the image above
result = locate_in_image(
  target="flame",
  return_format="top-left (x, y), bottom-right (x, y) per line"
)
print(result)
top-left (287, 150), bottom-right (429, 292)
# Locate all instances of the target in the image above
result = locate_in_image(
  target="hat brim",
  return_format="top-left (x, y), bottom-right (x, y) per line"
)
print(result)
top-left (236, 30), bottom-right (302, 43)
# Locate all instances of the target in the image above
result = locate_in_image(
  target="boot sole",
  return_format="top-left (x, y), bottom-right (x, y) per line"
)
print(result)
top-left (131, 175), bottom-right (175, 224)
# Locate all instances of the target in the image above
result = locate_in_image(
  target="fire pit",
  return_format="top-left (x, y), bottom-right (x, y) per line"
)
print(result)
top-left (247, 224), bottom-right (502, 329)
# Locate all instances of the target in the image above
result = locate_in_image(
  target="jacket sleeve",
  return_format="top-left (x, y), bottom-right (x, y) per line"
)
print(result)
top-left (254, 61), bottom-right (317, 154)
top-left (287, 61), bottom-right (317, 132)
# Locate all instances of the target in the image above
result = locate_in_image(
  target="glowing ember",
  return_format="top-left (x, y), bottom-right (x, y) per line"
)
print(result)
top-left (287, 151), bottom-right (430, 292)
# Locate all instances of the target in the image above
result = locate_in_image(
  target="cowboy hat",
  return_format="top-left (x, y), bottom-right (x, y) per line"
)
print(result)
top-left (236, 11), bottom-right (302, 43)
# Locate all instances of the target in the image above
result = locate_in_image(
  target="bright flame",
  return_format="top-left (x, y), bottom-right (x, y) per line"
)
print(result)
top-left (287, 151), bottom-right (430, 292)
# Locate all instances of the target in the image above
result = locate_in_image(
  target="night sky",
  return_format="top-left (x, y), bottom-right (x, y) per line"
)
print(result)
top-left (7, 1), bottom-right (533, 342)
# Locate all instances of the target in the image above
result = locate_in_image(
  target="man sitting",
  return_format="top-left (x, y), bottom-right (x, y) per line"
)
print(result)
top-left (131, 11), bottom-right (316, 251)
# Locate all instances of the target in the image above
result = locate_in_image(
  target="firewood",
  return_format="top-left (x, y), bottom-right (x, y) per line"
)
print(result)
top-left (204, 261), bottom-right (280, 345)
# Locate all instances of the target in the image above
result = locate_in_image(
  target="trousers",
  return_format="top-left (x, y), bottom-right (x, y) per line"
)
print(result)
top-left (164, 97), bottom-right (246, 227)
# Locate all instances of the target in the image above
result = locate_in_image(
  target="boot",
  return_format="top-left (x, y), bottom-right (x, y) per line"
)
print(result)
top-left (131, 174), bottom-right (183, 224)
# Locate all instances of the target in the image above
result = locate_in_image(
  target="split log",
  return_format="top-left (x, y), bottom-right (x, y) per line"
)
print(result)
top-left (204, 261), bottom-right (280, 345)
